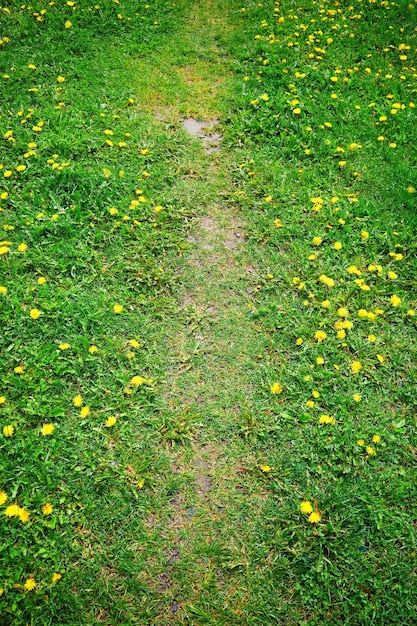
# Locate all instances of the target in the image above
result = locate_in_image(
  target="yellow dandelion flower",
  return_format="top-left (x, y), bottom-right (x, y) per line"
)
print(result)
top-left (41, 423), bottom-right (55, 436)
top-left (351, 360), bottom-right (362, 374)
top-left (88, 345), bottom-right (99, 353)
top-left (316, 357), bottom-right (324, 365)
top-left (5, 504), bottom-right (20, 517)
top-left (312, 236), bottom-right (322, 245)
top-left (319, 414), bottom-right (336, 424)
top-left (314, 330), bottom-right (327, 342)
top-left (353, 394), bottom-right (361, 402)
top-left (130, 376), bottom-right (147, 386)
top-left (79, 406), bottom-right (90, 418)
top-left (366, 446), bottom-right (376, 456)
top-left (17, 243), bottom-right (28, 252)
top-left (270, 383), bottom-right (283, 395)
top-left (300, 500), bottom-right (313, 514)
top-left (42, 503), bottom-right (53, 515)
top-left (52, 573), bottom-right (62, 583)
top-left (0, 492), bottom-right (8, 505)
top-left (18, 508), bottom-right (30, 523)
top-left (308, 511), bottom-right (322, 523)
top-left (30, 308), bottom-right (41, 319)
top-left (3, 425), bottom-right (14, 437)
top-left (390, 295), bottom-right (401, 307)
top-left (24, 578), bottom-right (36, 591)
top-left (73, 394), bottom-right (83, 407)
top-left (372, 434), bottom-right (381, 444)
top-left (59, 343), bottom-right (70, 351)
top-left (113, 304), bottom-right (123, 313)
top-left (105, 416), bottom-right (117, 427)
top-left (333, 241), bottom-right (342, 250)
top-left (260, 464), bottom-right (271, 472)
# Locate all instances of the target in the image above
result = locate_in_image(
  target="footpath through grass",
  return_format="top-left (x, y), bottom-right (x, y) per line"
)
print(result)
top-left (0, 0), bottom-right (416, 624)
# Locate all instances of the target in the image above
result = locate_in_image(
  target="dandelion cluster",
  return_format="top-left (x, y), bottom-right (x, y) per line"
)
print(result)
top-left (238, 0), bottom-right (416, 538)
top-left (0, 0), bottom-right (179, 608)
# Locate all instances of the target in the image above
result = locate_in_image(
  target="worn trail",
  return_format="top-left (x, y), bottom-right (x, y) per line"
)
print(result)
top-left (130, 0), bottom-right (274, 622)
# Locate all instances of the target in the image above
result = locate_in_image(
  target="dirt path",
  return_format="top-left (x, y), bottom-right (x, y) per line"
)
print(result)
top-left (130, 1), bottom-right (273, 622)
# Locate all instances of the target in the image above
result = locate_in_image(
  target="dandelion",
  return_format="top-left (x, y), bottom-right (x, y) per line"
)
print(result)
top-left (105, 416), bottom-right (117, 427)
top-left (17, 243), bottom-right (28, 252)
top-left (30, 309), bottom-right (41, 319)
top-left (57, 76), bottom-right (65, 83)
top-left (73, 394), bottom-right (83, 407)
top-left (24, 578), bottom-right (36, 591)
top-left (41, 424), bottom-right (55, 436)
top-left (333, 241), bottom-right (342, 250)
top-left (316, 357), bottom-right (324, 365)
top-left (353, 394), bottom-right (362, 402)
top-left (65, 20), bottom-right (72, 28)
top-left (366, 446), bottom-right (376, 456)
top-left (0, 492), bottom-right (7, 505)
top-left (59, 343), bottom-right (71, 350)
top-left (314, 330), bottom-right (327, 342)
top-left (79, 406), bottom-right (90, 418)
top-left (390, 295), bottom-right (401, 307)
top-left (319, 414), bottom-right (336, 424)
top-left (5, 504), bottom-right (20, 517)
top-left (88, 345), bottom-right (99, 353)
top-left (52, 573), bottom-right (62, 583)
top-left (357, 439), bottom-right (365, 446)
top-left (260, 465), bottom-right (271, 472)
top-left (113, 304), bottom-right (123, 313)
top-left (319, 274), bottom-right (335, 287)
top-left (372, 434), bottom-right (381, 444)
top-left (351, 360), bottom-right (362, 374)
top-left (361, 231), bottom-right (369, 240)
top-left (308, 511), bottom-right (321, 523)
top-left (128, 339), bottom-right (140, 348)
top-left (3, 425), bottom-right (14, 437)
top-left (42, 503), bottom-right (53, 515)
top-left (18, 508), bottom-right (30, 523)
top-left (296, 337), bottom-right (303, 345)
top-left (312, 236), bottom-right (322, 245)
top-left (300, 500), bottom-right (313, 514)
top-left (38, 277), bottom-right (46, 284)
top-left (270, 382), bottom-right (283, 394)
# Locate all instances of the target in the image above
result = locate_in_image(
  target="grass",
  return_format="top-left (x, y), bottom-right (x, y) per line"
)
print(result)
top-left (0, 0), bottom-right (416, 624)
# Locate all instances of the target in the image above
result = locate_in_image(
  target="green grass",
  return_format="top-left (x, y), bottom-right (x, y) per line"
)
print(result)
top-left (0, 0), bottom-right (416, 624)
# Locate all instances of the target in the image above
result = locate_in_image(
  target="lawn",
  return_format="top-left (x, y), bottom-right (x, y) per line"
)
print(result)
top-left (0, 0), bottom-right (416, 624)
